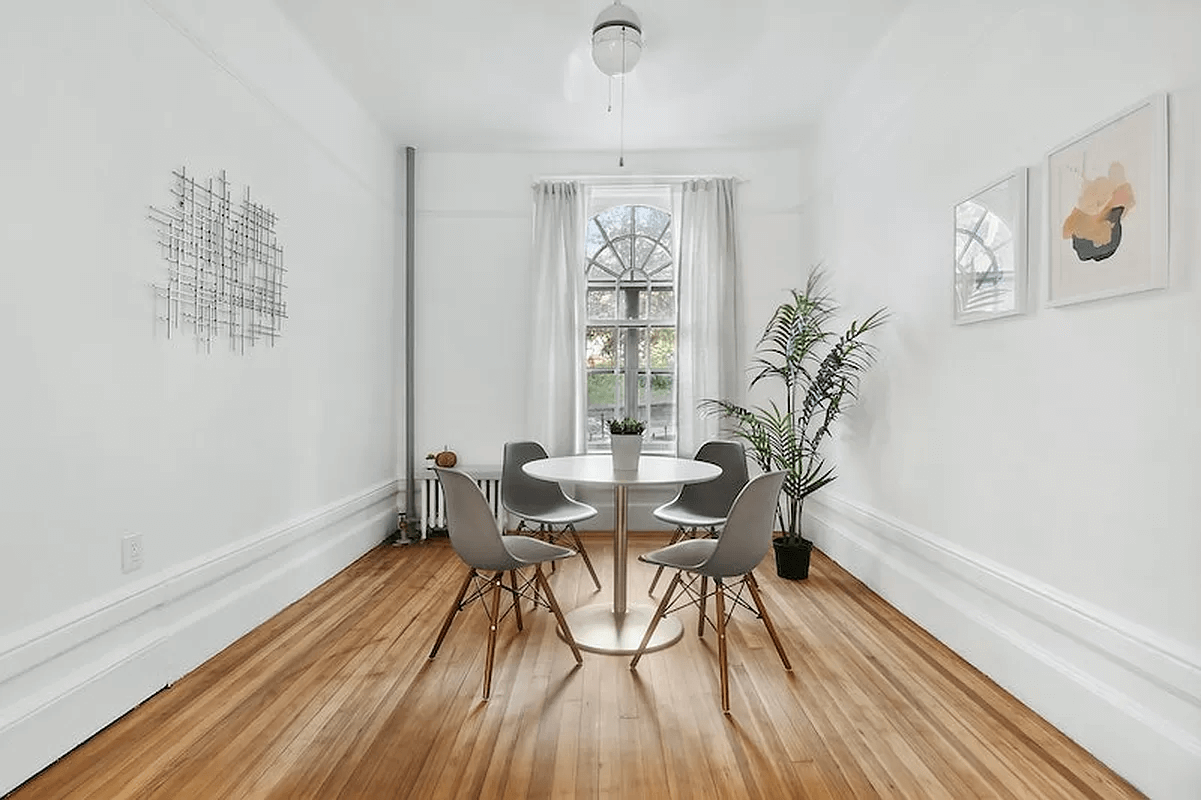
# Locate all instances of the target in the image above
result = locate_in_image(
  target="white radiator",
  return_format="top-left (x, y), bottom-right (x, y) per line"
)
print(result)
top-left (420, 468), bottom-right (503, 536)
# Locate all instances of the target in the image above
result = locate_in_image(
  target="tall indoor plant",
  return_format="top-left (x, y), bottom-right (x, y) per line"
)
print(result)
top-left (701, 268), bottom-right (887, 579)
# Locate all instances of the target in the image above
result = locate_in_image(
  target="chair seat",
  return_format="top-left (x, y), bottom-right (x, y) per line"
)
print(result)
top-left (652, 500), bottom-right (726, 530)
top-left (639, 538), bottom-right (718, 572)
top-left (630, 471), bottom-right (791, 713)
top-left (503, 534), bottom-right (576, 565)
top-left (506, 497), bottom-right (597, 527)
top-left (429, 466), bottom-right (585, 701)
top-left (502, 440), bottom-right (602, 591)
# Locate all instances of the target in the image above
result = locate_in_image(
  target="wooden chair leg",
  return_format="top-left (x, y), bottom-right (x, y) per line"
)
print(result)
top-left (647, 527), bottom-right (687, 594)
top-left (429, 567), bottom-right (475, 659)
top-left (715, 579), bottom-right (730, 713)
top-left (567, 525), bottom-right (602, 590)
top-left (540, 523), bottom-right (558, 573)
top-left (482, 571), bottom-right (504, 700)
top-left (697, 575), bottom-right (709, 637)
top-left (630, 571), bottom-right (682, 669)
top-left (745, 572), bottom-right (791, 670)
top-left (509, 570), bottom-right (523, 632)
top-left (535, 564), bottom-right (583, 664)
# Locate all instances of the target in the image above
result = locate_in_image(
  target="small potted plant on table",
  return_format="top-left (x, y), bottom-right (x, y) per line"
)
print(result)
top-left (608, 417), bottom-right (646, 471)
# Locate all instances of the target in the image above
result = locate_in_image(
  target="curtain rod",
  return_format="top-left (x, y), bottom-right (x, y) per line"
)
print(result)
top-left (533, 174), bottom-right (746, 187)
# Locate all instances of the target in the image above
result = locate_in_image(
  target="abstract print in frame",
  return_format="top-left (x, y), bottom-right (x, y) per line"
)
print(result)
top-left (1046, 93), bottom-right (1168, 307)
top-left (953, 168), bottom-right (1028, 324)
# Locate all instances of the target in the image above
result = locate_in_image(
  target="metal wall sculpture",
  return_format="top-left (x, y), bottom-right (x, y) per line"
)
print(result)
top-left (150, 167), bottom-right (286, 352)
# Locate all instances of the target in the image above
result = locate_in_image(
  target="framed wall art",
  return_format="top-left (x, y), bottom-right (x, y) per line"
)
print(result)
top-left (1046, 93), bottom-right (1168, 307)
top-left (953, 168), bottom-right (1028, 324)
top-left (149, 167), bottom-right (287, 353)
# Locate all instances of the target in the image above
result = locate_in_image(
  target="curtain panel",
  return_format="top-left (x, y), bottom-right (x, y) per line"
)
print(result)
top-left (676, 177), bottom-right (741, 456)
top-left (529, 181), bottom-right (585, 456)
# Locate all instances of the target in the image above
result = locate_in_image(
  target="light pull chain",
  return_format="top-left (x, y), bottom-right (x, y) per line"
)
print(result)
top-left (619, 73), bottom-right (626, 167)
top-left (618, 26), bottom-right (627, 168)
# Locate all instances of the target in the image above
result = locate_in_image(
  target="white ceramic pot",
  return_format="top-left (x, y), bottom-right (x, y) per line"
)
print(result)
top-left (610, 434), bottom-right (642, 471)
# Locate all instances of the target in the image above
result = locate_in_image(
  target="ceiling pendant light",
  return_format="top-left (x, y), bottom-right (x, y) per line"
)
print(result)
top-left (591, 1), bottom-right (642, 76)
top-left (591, 2), bottom-right (642, 167)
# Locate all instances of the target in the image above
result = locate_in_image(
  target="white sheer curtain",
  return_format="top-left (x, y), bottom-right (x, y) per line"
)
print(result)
top-left (676, 177), bottom-right (741, 456)
top-left (529, 181), bottom-right (585, 456)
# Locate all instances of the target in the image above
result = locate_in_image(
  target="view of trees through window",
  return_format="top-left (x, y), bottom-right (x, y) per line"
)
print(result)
top-left (584, 203), bottom-right (676, 453)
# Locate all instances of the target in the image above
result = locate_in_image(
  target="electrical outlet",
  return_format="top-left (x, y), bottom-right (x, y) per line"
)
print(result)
top-left (121, 533), bottom-right (143, 573)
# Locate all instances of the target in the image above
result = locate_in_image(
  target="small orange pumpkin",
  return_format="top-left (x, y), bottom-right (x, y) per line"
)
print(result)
top-left (433, 448), bottom-right (457, 468)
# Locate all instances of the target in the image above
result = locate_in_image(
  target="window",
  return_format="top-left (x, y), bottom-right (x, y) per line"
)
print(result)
top-left (583, 190), bottom-right (676, 453)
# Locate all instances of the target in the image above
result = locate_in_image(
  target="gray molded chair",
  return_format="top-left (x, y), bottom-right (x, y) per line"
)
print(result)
top-left (630, 471), bottom-right (791, 713)
top-left (428, 467), bottom-right (583, 700)
top-left (501, 441), bottom-right (602, 590)
top-left (647, 440), bottom-right (750, 594)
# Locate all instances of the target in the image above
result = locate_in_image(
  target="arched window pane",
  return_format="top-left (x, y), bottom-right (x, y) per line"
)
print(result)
top-left (584, 204), bottom-right (676, 453)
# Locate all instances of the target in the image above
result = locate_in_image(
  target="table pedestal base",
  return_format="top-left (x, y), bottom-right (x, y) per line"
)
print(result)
top-left (559, 604), bottom-right (683, 655)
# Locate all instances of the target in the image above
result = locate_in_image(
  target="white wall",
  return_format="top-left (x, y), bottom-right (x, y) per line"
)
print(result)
top-left (412, 147), bottom-right (809, 528)
top-left (0, 1), bottom-right (400, 793)
top-left (806, 1), bottom-right (1201, 797)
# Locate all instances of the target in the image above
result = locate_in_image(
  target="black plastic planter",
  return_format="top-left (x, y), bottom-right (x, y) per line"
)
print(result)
top-left (772, 537), bottom-right (813, 580)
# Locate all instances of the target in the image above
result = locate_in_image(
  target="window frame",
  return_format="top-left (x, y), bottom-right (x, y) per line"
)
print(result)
top-left (583, 184), bottom-right (677, 454)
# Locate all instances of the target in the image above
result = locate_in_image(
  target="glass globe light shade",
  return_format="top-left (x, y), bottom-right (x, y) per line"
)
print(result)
top-left (592, 2), bottom-right (642, 76)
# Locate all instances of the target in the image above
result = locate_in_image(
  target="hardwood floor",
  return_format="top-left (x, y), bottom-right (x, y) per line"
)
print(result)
top-left (10, 534), bottom-right (1143, 799)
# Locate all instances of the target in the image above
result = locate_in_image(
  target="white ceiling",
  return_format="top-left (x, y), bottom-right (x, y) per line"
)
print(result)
top-left (273, 0), bottom-right (909, 152)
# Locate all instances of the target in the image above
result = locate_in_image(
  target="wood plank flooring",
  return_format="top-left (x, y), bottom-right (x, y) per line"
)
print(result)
top-left (9, 534), bottom-right (1144, 799)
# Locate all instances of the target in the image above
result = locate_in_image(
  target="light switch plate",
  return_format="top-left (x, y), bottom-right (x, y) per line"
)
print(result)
top-left (122, 533), bottom-right (143, 573)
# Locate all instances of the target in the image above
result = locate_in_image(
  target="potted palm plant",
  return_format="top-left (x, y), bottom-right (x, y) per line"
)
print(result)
top-left (701, 268), bottom-right (887, 579)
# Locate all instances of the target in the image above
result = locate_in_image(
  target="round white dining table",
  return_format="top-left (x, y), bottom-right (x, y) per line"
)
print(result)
top-left (523, 454), bottom-right (722, 654)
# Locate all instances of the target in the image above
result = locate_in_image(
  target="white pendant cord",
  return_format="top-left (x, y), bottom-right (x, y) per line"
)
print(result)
top-left (618, 26), bottom-right (627, 167)
top-left (619, 73), bottom-right (626, 167)
top-left (598, 17), bottom-right (635, 167)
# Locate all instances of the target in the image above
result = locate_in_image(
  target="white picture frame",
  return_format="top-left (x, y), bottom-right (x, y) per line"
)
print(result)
top-left (1045, 93), bottom-right (1169, 307)
top-left (953, 168), bottom-right (1028, 324)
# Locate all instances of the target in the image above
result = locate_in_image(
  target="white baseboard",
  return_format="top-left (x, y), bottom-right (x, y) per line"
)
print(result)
top-left (0, 480), bottom-right (398, 797)
top-left (806, 492), bottom-right (1201, 800)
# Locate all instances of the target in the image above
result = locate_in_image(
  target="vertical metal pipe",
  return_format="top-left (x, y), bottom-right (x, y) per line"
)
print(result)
top-left (614, 484), bottom-right (628, 615)
top-left (405, 146), bottom-right (418, 529)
